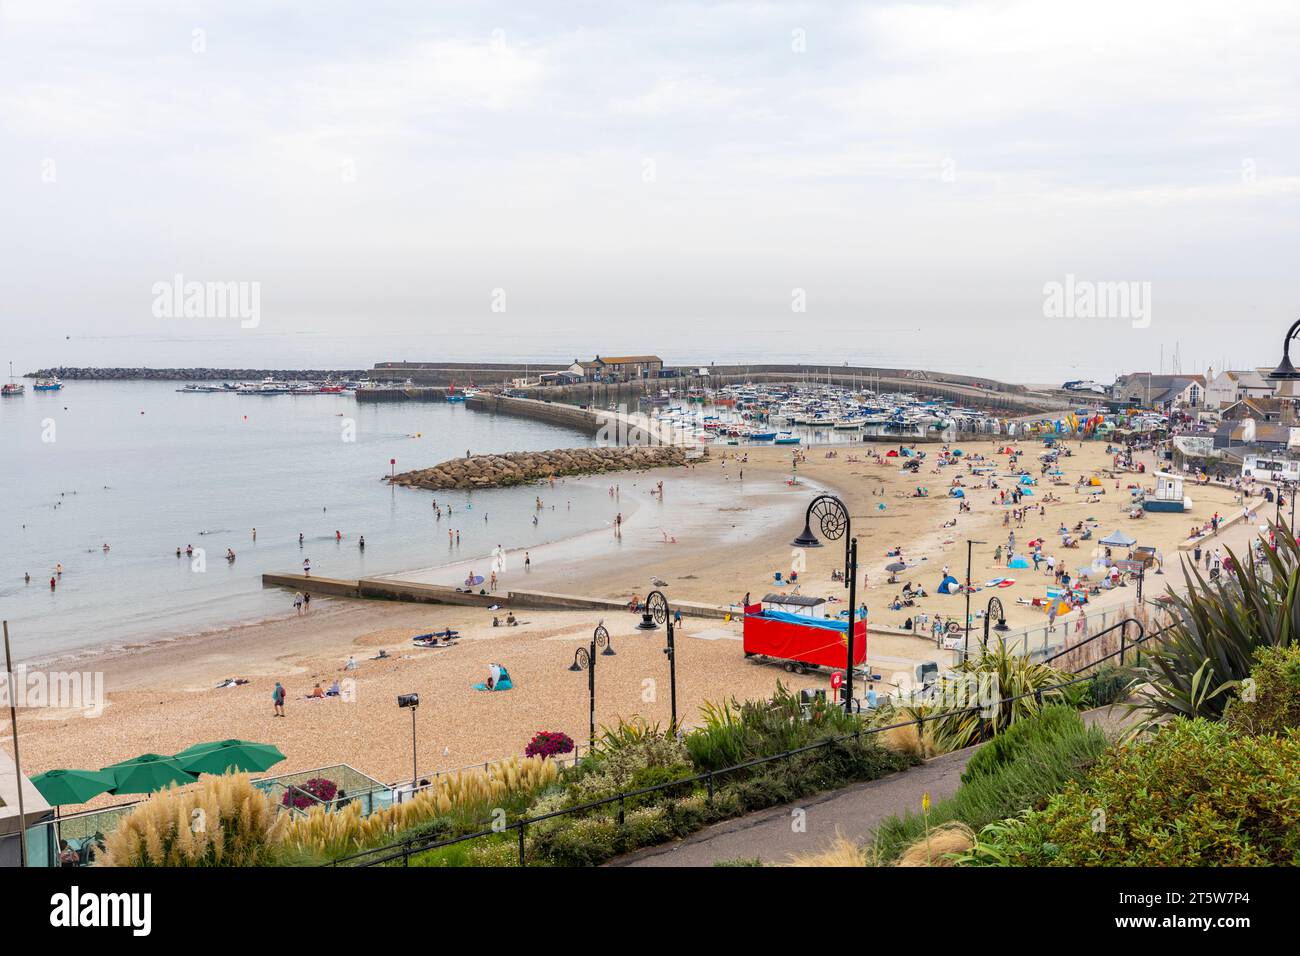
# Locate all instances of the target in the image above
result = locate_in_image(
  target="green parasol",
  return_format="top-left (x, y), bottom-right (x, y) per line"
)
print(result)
top-left (30, 768), bottom-right (116, 806)
top-left (103, 753), bottom-right (198, 794)
top-left (174, 739), bottom-right (286, 775)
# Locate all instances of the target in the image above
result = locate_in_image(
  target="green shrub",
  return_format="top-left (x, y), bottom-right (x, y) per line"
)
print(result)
top-left (964, 719), bottom-right (1300, 866)
top-left (1081, 664), bottom-right (1133, 708)
top-left (1224, 644), bottom-right (1300, 736)
top-left (1137, 531), bottom-right (1300, 725)
top-left (873, 706), bottom-right (1107, 863)
top-left (685, 682), bottom-right (866, 773)
top-left (962, 704), bottom-right (1089, 782)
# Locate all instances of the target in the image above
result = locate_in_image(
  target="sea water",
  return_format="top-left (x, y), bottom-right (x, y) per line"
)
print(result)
top-left (0, 382), bottom-right (609, 660)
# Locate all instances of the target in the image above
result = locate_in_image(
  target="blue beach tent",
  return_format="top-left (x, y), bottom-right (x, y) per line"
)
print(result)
top-left (474, 663), bottom-right (513, 692)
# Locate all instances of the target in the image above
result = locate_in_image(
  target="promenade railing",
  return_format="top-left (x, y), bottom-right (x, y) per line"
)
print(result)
top-left (328, 625), bottom-right (1168, 868)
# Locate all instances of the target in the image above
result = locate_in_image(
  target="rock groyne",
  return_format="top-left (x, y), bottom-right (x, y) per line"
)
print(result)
top-left (25, 366), bottom-right (366, 381)
top-left (391, 445), bottom-right (694, 490)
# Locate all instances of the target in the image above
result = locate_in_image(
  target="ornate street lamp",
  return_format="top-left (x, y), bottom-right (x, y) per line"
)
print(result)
top-left (1267, 318), bottom-right (1300, 381)
top-left (568, 623), bottom-right (610, 750)
top-left (791, 494), bottom-right (859, 711)
top-left (638, 590), bottom-right (677, 729)
top-left (982, 596), bottom-right (1010, 652)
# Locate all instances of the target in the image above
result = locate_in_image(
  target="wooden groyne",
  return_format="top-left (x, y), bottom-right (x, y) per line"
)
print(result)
top-left (261, 573), bottom-right (731, 619)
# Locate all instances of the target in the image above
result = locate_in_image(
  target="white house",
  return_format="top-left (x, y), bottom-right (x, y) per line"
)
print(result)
top-left (1205, 369), bottom-right (1273, 409)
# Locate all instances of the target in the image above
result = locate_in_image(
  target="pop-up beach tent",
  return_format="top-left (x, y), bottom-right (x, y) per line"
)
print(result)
top-left (474, 663), bottom-right (513, 691)
top-left (937, 574), bottom-right (961, 594)
top-left (949, 487), bottom-right (965, 498)
top-left (1007, 554), bottom-right (1032, 569)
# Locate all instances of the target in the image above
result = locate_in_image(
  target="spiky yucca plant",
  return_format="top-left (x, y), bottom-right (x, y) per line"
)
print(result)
top-left (1136, 523), bottom-right (1300, 724)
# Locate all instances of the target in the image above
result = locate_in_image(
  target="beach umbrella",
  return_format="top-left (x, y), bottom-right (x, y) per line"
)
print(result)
top-left (174, 739), bottom-right (286, 776)
top-left (30, 769), bottom-right (116, 807)
top-left (885, 561), bottom-right (907, 573)
top-left (103, 754), bottom-right (198, 795)
top-left (1100, 530), bottom-right (1137, 547)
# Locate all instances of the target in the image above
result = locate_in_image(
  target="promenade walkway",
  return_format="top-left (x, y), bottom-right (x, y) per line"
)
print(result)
top-left (611, 704), bottom-right (1131, 867)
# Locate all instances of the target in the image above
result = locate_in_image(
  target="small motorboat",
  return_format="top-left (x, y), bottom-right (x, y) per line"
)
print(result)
top-left (3, 363), bottom-right (25, 396)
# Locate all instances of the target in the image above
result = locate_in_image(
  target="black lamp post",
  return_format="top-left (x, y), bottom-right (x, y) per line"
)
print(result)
top-left (638, 590), bottom-right (678, 728)
top-left (981, 596), bottom-right (1010, 652)
top-left (568, 624), bottom-right (609, 750)
top-left (963, 539), bottom-right (986, 660)
top-left (791, 494), bottom-right (858, 711)
top-left (1267, 318), bottom-right (1300, 383)
top-left (397, 693), bottom-right (420, 789)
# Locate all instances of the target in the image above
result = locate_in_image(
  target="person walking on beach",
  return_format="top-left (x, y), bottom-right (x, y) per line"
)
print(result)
top-left (273, 681), bottom-right (286, 717)
top-left (303, 592), bottom-right (311, 611)
top-left (525, 551), bottom-right (531, 571)
top-left (294, 592), bottom-right (303, 614)
top-left (303, 558), bottom-right (311, 576)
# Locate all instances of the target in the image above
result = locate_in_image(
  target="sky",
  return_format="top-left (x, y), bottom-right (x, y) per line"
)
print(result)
top-left (3, 0), bottom-right (1300, 382)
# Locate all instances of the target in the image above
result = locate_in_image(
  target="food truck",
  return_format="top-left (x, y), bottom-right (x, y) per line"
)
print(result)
top-left (742, 593), bottom-right (867, 675)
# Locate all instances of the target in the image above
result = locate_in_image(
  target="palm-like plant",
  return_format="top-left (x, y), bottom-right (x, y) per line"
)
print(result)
top-left (1135, 522), bottom-right (1300, 724)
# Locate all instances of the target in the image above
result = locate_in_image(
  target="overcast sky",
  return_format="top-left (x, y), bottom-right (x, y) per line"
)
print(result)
top-left (3, 0), bottom-right (1300, 381)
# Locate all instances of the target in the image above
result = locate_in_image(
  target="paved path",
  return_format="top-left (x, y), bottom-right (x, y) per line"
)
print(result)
top-left (611, 705), bottom-right (1132, 867)
top-left (612, 747), bottom-right (977, 867)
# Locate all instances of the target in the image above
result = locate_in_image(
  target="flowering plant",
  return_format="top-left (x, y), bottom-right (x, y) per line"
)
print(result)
top-left (525, 731), bottom-right (575, 759)
top-left (282, 776), bottom-right (337, 810)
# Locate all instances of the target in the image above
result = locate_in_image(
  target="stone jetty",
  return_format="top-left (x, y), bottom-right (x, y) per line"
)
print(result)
top-left (391, 445), bottom-right (695, 490)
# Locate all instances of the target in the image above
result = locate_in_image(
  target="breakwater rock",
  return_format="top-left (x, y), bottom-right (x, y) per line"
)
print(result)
top-left (25, 366), bottom-right (366, 381)
top-left (391, 445), bottom-right (696, 490)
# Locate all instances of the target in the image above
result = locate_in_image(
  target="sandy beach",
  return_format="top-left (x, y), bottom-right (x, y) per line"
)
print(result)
top-left (3, 436), bottom-right (1270, 802)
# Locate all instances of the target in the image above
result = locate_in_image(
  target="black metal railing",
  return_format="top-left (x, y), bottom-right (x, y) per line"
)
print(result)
top-left (327, 633), bottom-right (1172, 868)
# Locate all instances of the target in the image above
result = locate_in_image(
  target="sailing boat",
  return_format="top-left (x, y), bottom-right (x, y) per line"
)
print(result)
top-left (2, 362), bottom-right (23, 396)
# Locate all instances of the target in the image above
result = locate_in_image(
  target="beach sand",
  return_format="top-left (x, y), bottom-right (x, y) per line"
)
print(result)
top-left (3, 436), bottom-right (1267, 799)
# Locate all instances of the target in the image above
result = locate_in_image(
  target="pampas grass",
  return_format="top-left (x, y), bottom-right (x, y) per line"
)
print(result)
top-left (100, 756), bottom-right (560, 866)
top-left (99, 774), bottom-right (288, 867)
top-left (281, 755), bottom-right (558, 861)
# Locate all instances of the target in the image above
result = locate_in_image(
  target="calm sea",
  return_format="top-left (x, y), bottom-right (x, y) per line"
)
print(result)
top-left (0, 382), bottom-right (610, 661)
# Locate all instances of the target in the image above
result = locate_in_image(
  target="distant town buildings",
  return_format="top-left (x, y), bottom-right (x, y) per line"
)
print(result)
top-left (1111, 373), bottom-right (1206, 409)
top-left (1204, 369), bottom-right (1273, 409)
top-left (566, 355), bottom-right (664, 383)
